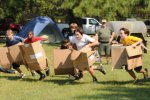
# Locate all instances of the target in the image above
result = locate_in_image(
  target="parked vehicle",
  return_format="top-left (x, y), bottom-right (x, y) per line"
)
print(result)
top-left (82, 17), bottom-right (101, 34)
top-left (144, 19), bottom-right (150, 36)
top-left (57, 17), bottom-right (101, 37)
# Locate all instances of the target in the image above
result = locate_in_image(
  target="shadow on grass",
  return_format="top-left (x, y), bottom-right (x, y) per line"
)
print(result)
top-left (0, 75), bottom-right (21, 80)
top-left (75, 79), bottom-right (150, 100)
top-left (0, 75), bottom-right (39, 82)
top-left (76, 86), bottom-right (150, 100)
top-left (99, 78), bottom-right (150, 86)
top-left (44, 77), bottom-right (89, 85)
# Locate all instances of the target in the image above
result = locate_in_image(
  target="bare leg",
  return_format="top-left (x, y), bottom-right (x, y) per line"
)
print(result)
top-left (106, 55), bottom-right (109, 65)
top-left (126, 70), bottom-right (137, 82)
top-left (16, 68), bottom-right (22, 74)
top-left (139, 68), bottom-right (148, 79)
top-left (88, 67), bottom-right (98, 83)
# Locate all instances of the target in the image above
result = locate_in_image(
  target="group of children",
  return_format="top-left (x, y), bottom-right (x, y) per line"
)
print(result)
top-left (59, 21), bottom-right (149, 83)
top-left (0, 21), bottom-right (149, 83)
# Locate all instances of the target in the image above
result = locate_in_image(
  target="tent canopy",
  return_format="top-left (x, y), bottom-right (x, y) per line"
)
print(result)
top-left (17, 16), bottom-right (64, 43)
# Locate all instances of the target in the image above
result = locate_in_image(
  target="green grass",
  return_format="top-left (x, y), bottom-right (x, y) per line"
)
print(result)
top-left (0, 40), bottom-right (150, 100)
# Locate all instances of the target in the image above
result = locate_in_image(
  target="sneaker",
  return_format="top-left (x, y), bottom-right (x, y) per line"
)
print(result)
top-left (97, 64), bottom-right (106, 75)
top-left (78, 71), bottom-right (83, 79)
top-left (93, 76), bottom-right (98, 84)
top-left (19, 73), bottom-right (25, 78)
top-left (31, 71), bottom-right (36, 77)
top-left (74, 75), bottom-right (80, 80)
top-left (144, 68), bottom-right (148, 79)
top-left (45, 69), bottom-right (50, 76)
top-left (39, 74), bottom-right (46, 81)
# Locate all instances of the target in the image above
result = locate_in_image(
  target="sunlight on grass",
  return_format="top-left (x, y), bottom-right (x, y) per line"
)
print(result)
top-left (0, 39), bottom-right (150, 100)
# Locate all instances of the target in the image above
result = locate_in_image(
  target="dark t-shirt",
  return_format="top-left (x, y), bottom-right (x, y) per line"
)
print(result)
top-left (6, 36), bottom-right (24, 47)
top-left (97, 27), bottom-right (112, 42)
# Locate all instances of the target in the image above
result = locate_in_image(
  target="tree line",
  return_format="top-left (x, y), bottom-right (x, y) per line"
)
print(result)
top-left (0, 0), bottom-right (150, 24)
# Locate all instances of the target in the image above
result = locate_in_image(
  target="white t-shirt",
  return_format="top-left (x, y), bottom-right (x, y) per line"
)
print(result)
top-left (69, 34), bottom-right (95, 50)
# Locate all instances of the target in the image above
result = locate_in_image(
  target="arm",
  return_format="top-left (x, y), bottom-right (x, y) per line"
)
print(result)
top-left (40, 35), bottom-right (48, 41)
top-left (132, 38), bottom-right (143, 48)
top-left (86, 40), bottom-right (99, 47)
top-left (85, 35), bottom-right (99, 48)
top-left (109, 32), bottom-right (115, 43)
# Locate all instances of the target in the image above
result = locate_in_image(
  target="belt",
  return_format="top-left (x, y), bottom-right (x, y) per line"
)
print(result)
top-left (99, 41), bottom-right (109, 43)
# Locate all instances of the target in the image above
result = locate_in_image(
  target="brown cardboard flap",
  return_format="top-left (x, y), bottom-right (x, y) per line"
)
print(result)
top-left (73, 50), bottom-right (96, 71)
top-left (0, 47), bottom-right (12, 69)
top-left (111, 45), bottom-right (126, 69)
top-left (53, 49), bottom-right (75, 75)
top-left (126, 45), bottom-right (143, 57)
top-left (26, 58), bottom-right (47, 70)
top-left (127, 55), bottom-right (143, 70)
top-left (8, 45), bottom-right (24, 65)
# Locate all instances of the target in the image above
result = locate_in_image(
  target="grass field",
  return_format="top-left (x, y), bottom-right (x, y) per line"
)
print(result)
top-left (0, 39), bottom-right (150, 100)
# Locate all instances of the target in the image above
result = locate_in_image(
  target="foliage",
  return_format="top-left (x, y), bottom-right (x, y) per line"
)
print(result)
top-left (0, 0), bottom-right (150, 24)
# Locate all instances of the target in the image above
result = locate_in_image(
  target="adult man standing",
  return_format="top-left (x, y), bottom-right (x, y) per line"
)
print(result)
top-left (5, 29), bottom-right (25, 78)
top-left (97, 19), bottom-right (115, 65)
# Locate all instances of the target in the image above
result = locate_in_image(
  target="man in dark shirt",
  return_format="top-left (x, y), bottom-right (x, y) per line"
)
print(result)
top-left (5, 29), bottom-right (25, 78)
top-left (97, 19), bottom-right (115, 65)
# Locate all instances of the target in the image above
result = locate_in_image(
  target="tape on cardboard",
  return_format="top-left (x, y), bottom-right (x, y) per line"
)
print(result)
top-left (30, 52), bottom-right (43, 59)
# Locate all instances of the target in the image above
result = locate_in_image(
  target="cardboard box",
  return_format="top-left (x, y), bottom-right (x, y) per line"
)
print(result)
top-left (73, 48), bottom-right (96, 71)
top-left (111, 44), bottom-right (143, 70)
top-left (20, 41), bottom-right (47, 70)
top-left (8, 45), bottom-right (24, 65)
top-left (111, 44), bottom-right (127, 69)
top-left (126, 45), bottom-right (143, 57)
top-left (53, 49), bottom-right (75, 75)
top-left (0, 47), bottom-right (12, 69)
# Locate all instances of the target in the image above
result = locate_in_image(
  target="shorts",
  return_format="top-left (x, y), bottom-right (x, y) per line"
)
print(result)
top-left (12, 63), bottom-right (20, 69)
top-left (125, 65), bottom-right (142, 72)
top-left (98, 42), bottom-right (111, 56)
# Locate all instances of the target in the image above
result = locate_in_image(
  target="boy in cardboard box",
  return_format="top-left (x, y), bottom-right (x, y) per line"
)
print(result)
top-left (69, 27), bottom-right (106, 83)
top-left (119, 28), bottom-right (148, 83)
top-left (5, 29), bottom-right (25, 78)
top-left (24, 31), bottom-right (50, 80)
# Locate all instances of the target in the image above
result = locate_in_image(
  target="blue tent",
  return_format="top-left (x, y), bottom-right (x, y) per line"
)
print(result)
top-left (17, 16), bottom-right (64, 43)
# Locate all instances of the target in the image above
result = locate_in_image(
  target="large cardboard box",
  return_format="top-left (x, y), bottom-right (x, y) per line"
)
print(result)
top-left (53, 49), bottom-right (75, 75)
top-left (20, 41), bottom-right (47, 70)
top-left (111, 44), bottom-right (143, 70)
top-left (8, 45), bottom-right (24, 65)
top-left (0, 47), bottom-right (12, 69)
top-left (126, 45), bottom-right (143, 57)
top-left (73, 48), bottom-right (96, 71)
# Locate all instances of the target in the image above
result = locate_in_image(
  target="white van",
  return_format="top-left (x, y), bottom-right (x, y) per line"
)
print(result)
top-left (82, 17), bottom-right (101, 34)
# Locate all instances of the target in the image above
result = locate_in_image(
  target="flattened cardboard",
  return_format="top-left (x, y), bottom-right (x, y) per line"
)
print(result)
top-left (0, 47), bottom-right (12, 69)
top-left (8, 45), bottom-right (24, 65)
top-left (126, 45), bottom-right (143, 57)
top-left (53, 49), bottom-right (75, 75)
